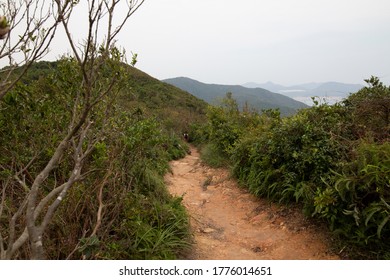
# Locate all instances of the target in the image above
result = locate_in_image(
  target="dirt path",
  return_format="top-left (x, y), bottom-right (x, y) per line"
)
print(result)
top-left (165, 146), bottom-right (339, 260)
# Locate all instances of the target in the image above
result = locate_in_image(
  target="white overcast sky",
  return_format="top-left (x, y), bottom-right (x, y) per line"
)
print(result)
top-left (53, 0), bottom-right (390, 85)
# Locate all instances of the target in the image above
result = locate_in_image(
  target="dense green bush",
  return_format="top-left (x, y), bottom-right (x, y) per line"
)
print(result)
top-left (343, 76), bottom-right (390, 141)
top-left (313, 142), bottom-right (390, 258)
top-left (232, 103), bottom-right (347, 207)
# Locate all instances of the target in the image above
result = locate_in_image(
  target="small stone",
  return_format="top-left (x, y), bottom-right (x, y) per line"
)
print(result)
top-left (203, 228), bottom-right (216, 233)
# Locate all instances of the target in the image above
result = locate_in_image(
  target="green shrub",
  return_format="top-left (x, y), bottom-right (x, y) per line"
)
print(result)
top-left (313, 142), bottom-right (390, 257)
top-left (231, 103), bottom-right (346, 205)
top-left (102, 193), bottom-right (191, 260)
top-left (200, 143), bottom-right (229, 168)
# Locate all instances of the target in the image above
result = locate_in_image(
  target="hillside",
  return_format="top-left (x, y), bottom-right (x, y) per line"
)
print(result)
top-left (163, 77), bottom-right (309, 116)
top-left (12, 61), bottom-right (208, 133)
top-left (117, 67), bottom-right (208, 132)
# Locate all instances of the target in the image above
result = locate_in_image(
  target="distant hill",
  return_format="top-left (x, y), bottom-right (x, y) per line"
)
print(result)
top-left (243, 81), bottom-right (364, 105)
top-left (163, 77), bottom-right (308, 116)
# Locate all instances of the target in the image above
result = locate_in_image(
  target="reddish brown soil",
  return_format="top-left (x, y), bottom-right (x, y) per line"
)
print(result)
top-left (165, 146), bottom-right (339, 260)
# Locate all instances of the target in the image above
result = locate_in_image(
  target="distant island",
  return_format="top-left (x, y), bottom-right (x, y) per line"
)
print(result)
top-left (242, 81), bottom-right (364, 105)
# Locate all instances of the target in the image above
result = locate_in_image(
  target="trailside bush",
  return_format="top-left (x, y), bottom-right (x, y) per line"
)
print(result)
top-left (313, 142), bottom-right (390, 258)
top-left (231, 103), bottom-right (347, 207)
top-left (343, 76), bottom-right (390, 141)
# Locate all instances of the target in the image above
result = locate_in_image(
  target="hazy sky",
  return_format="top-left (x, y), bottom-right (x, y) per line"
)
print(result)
top-left (53, 0), bottom-right (390, 85)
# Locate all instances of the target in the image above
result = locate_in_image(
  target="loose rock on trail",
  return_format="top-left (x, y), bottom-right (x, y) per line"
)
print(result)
top-left (165, 146), bottom-right (339, 260)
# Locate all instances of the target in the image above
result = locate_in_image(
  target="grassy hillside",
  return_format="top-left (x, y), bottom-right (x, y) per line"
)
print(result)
top-left (123, 68), bottom-right (208, 133)
top-left (163, 77), bottom-right (309, 116)
top-left (15, 61), bottom-right (208, 134)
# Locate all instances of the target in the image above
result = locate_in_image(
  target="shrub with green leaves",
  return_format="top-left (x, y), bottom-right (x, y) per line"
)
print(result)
top-left (343, 76), bottom-right (390, 141)
top-left (313, 142), bottom-right (390, 257)
top-left (231, 103), bottom-right (346, 207)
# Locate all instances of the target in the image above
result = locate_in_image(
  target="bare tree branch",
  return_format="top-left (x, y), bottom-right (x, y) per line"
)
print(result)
top-left (109, 0), bottom-right (145, 41)
top-left (4, 182), bottom-right (66, 259)
top-left (0, 180), bottom-right (7, 259)
top-left (91, 168), bottom-right (112, 237)
top-left (0, 0), bottom-right (67, 100)
top-left (7, 196), bottom-right (28, 258)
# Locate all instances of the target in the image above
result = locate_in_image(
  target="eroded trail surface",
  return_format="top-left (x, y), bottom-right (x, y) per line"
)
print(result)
top-left (165, 146), bottom-right (339, 260)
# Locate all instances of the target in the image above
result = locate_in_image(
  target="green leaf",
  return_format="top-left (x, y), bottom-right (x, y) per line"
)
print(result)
top-left (377, 216), bottom-right (389, 238)
top-left (364, 206), bottom-right (380, 226)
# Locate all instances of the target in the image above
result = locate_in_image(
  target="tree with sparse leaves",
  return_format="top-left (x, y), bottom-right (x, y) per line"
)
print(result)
top-left (0, 0), bottom-right (145, 260)
top-left (0, 0), bottom-right (64, 100)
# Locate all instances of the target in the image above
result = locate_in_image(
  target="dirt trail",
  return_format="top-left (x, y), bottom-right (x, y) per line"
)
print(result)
top-left (165, 146), bottom-right (339, 260)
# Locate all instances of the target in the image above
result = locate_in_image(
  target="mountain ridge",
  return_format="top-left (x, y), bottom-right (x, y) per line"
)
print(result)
top-left (163, 77), bottom-right (308, 116)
